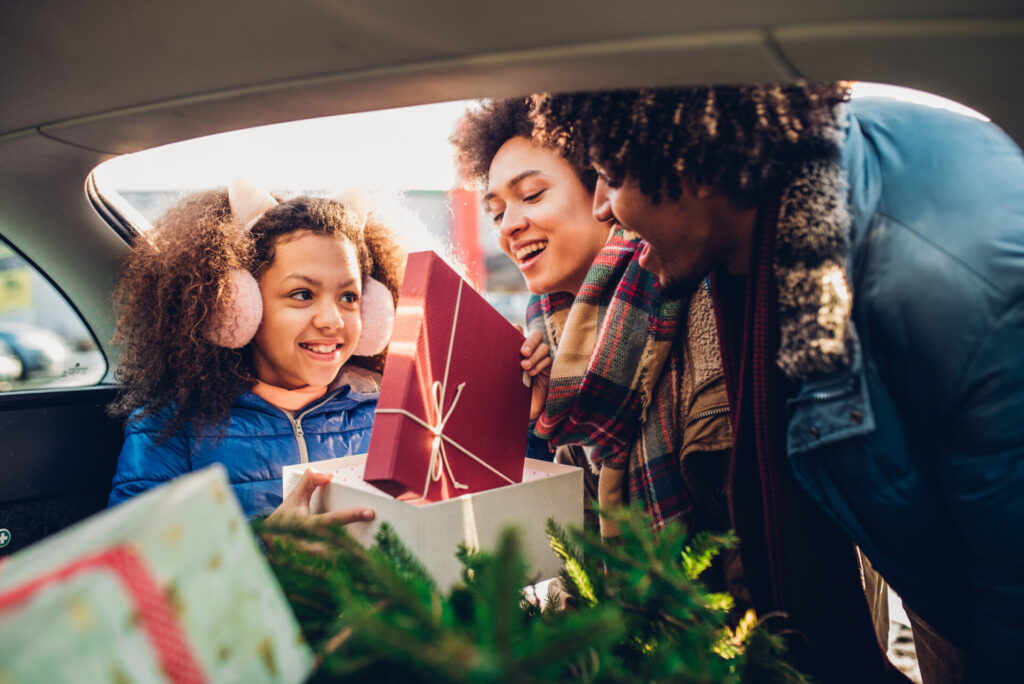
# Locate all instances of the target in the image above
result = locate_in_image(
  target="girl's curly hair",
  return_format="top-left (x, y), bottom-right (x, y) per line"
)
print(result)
top-left (451, 96), bottom-right (598, 191)
top-left (109, 190), bottom-right (405, 437)
top-left (530, 83), bottom-right (850, 208)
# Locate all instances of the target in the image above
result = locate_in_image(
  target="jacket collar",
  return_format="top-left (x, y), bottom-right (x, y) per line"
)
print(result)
top-left (772, 104), bottom-right (859, 384)
top-left (240, 365), bottom-right (382, 414)
top-left (328, 365), bottom-right (382, 398)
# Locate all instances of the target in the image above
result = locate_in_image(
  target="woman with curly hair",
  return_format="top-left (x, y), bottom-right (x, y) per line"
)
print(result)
top-left (107, 179), bottom-right (406, 518)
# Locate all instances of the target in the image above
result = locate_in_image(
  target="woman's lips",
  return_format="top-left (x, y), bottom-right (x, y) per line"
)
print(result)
top-left (518, 247), bottom-right (545, 272)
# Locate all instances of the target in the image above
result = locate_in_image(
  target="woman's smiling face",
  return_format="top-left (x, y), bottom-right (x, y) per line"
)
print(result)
top-left (251, 231), bottom-right (363, 389)
top-left (485, 137), bottom-right (610, 295)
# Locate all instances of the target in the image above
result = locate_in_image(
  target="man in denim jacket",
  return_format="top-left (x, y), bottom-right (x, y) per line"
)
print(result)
top-left (531, 84), bottom-right (1024, 683)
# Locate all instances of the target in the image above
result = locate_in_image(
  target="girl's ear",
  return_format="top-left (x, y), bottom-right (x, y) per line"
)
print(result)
top-left (352, 277), bottom-right (395, 356)
top-left (205, 268), bottom-right (262, 348)
top-left (229, 177), bottom-right (278, 231)
top-left (330, 188), bottom-right (367, 229)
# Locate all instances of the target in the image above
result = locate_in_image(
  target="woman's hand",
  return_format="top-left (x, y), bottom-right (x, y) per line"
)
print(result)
top-left (520, 329), bottom-right (552, 421)
top-left (267, 468), bottom-right (375, 526)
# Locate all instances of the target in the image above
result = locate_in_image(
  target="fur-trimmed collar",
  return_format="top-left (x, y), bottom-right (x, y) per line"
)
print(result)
top-left (773, 146), bottom-right (857, 383)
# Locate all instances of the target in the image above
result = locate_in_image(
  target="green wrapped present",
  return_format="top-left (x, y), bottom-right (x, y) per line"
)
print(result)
top-left (0, 465), bottom-right (312, 683)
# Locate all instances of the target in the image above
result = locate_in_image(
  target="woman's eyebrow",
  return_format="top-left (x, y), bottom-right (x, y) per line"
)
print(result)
top-left (483, 169), bottom-right (543, 202)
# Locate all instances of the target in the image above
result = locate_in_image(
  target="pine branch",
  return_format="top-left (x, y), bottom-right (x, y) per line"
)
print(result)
top-left (682, 529), bottom-right (739, 580)
top-left (371, 522), bottom-right (437, 590)
top-left (546, 519), bottom-right (597, 606)
top-left (254, 504), bottom-right (810, 683)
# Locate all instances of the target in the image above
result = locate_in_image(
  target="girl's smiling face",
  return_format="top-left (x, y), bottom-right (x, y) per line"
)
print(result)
top-left (485, 137), bottom-right (610, 295)
top-left (251, 231), bottom-right (363, 389)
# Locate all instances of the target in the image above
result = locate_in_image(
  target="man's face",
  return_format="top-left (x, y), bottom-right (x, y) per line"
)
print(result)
top-left (590, 167), bottom-right (710, 299)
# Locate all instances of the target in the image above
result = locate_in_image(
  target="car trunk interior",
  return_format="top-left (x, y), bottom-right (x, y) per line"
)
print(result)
top-left (0, 0), bottom-right (1020, 552)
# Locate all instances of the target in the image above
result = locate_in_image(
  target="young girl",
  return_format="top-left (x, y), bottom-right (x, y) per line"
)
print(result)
top-left (107, 179), bottom-right (405, 518)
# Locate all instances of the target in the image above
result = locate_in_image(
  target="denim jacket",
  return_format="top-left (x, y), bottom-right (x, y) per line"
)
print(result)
top-left (787, 98), bottom-right (1024, 680)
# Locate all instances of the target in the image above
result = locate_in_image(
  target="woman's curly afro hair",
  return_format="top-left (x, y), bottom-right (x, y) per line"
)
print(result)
top-left (530, 83), bottom-right (850, 207)
top-left (109, 190), bottom-right (405, 438)
top-left (451, 96), bottom-right (597, 191)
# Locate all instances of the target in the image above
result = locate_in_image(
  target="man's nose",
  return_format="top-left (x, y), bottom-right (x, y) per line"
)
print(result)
top-left (593, 177), bottom-right (614, 222)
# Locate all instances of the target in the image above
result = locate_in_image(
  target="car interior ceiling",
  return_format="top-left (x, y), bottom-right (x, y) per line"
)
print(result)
top-left (0, 0), bottom-right (1020, 551)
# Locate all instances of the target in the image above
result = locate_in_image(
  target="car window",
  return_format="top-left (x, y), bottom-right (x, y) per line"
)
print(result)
top-left (91, 101), bottom-right (530, 326)
top-left (90, 86), bottom-right (986, 334)
top-left (0, 240), bottom-right (106, 392)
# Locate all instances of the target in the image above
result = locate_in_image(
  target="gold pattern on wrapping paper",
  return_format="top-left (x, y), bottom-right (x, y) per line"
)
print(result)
top-left (164, 582), bottom-right (185, 617)
top-left (110, 663), bottom-right (132, 684)
top-left (206, 553), bottom-right (223, 570)
top-left (211, 482), bottom-right (228, 503)
top-left (67, 596), bottom-right (94, 631)
top-left (161, 523), bottom-right (184, 547)
top-left (259, 636), bottom-right (279, 677)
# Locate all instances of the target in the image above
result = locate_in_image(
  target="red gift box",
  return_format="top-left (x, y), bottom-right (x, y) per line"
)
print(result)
top-left (363, 251), bottom-right (531, 501)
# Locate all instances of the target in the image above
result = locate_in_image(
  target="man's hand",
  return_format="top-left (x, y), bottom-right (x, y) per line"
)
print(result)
top-left (520, 329), bottom-right (552, 421)
top-left (267, 468), bottom-right (375, 526)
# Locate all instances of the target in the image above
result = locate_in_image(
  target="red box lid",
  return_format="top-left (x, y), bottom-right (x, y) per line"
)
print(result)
top-left (363, 251), bottom-right (531, 501)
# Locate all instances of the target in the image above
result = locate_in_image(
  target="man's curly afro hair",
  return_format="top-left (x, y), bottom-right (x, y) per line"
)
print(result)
top-left (530, 83), bottom-right (850, 208)
top-left (451, 96), bottom-right (597, 191)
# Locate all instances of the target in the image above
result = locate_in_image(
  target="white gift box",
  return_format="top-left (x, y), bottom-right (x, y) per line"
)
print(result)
top-left (283, 456), bottom-right (583, 588)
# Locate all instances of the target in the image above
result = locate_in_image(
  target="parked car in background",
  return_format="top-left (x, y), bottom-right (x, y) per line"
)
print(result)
top-left (0, 322), bottom-right (70, 381)
top-left (0, 339), bottom-right (23, 388)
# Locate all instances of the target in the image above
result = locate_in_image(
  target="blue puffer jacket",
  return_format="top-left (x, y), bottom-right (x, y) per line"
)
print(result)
top-left (786, 99), bottom-right (1024, 680)
top-left (108, 368), bottom-right (380, 517)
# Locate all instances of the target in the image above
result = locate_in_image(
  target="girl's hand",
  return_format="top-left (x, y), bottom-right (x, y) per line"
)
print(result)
top-left (268, 468), bottom-right (375, 526)
top-left (520, 329), bottom-right (552, 421)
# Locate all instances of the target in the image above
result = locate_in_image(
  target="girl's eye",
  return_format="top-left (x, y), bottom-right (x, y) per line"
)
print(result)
top-left (289, 289), bottom-right (313, 301)
top-left (524, 189), bottom-right (545, 202)
top-left (491, 211), bottom-right (505, 226)
top-left (341, 292), bottom-right (359, 304)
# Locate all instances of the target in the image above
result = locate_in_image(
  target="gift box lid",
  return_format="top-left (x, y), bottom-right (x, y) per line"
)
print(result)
top-left (364, 250), bottom-right (532, 501)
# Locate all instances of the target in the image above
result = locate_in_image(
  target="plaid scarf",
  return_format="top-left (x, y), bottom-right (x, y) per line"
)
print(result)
top-left (526, 229), bottom-right (694, 530)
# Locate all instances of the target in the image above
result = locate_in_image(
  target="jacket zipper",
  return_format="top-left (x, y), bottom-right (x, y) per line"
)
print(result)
top-left (286, 391), bottom-right (340, 464)
top-left (684, 405), bottom-right (730, 427)
top-left (807, 388), bottom-right (850, 402)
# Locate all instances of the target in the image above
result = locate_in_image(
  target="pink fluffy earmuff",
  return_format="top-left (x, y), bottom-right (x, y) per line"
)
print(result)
top-left (204, 178), bottom-right (395, 356)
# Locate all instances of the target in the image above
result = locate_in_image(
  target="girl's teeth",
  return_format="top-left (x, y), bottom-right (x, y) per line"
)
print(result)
top-left (305, 344), bottom-right (337, 353)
